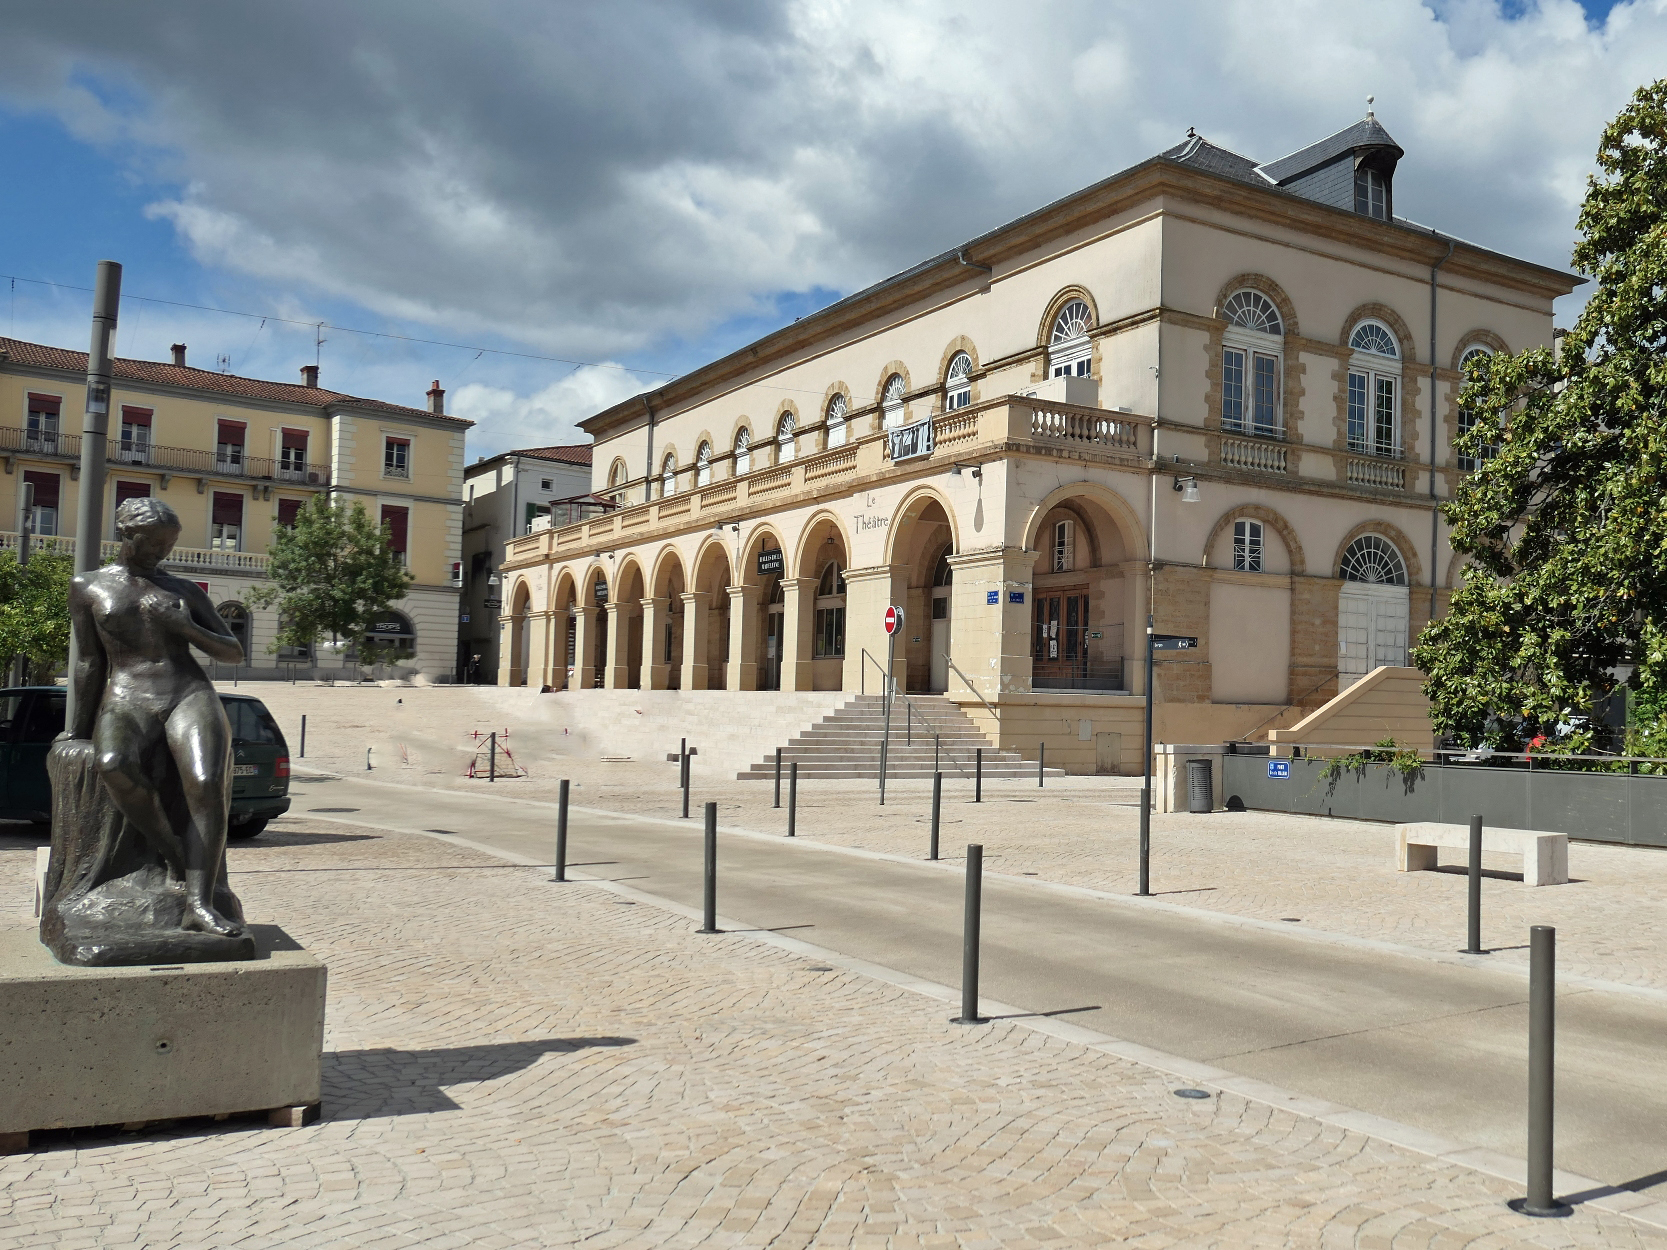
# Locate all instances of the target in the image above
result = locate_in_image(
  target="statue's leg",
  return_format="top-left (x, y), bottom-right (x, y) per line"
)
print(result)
top-left (167, 687), bottom-right (241, 937)
top-left (92, 701), bottom-right (186, 875)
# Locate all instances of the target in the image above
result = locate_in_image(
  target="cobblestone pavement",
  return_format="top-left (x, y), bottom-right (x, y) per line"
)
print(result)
top-left (257, 684), bottom-right (1667, 998)
top-left (3, 818), bottom-right (1664, 1248)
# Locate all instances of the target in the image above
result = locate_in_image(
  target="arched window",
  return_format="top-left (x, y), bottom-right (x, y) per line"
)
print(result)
top-left (660, 452), bottom-right (677, 498)
top-left (1340, 534), bottom-right (1407, 585)
top-left (1347, 320), bottom-right (1402, 458)
top-left (1048, 299), bottom-right (1093, 377)
top-left (695, 441), bottom-right (712, 487)
top-left (1222, 291), bottom-right (1284, 438)
top-left (825, 393), bottom-right (848, 448)
top-left (776, 412), bottom-right (796, 464)
top-left (815, 558), bottom-right (846, 658)
top-left (933, 551), bottom-right (953, 586)
top-left (945, 352), bottom-right (972, 410)
top-left (882, 374), bottom-right (905, 431)
top-left (1232, 519), bottom-right (1263, 572)
top-left (734, 428), bottom-right (751, 476)
top-left (607, 457), bottom-right (630, 505)
top-left (1457, 345), bottom-right (1498, 471)
top-left (817, 559), bottom-right (846, 597)
top-left (359, 608), bottom-right (417, 662)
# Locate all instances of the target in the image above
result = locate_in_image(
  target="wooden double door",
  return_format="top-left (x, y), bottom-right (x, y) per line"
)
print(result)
top-left (1033, 592), bottom-right (1089, 677)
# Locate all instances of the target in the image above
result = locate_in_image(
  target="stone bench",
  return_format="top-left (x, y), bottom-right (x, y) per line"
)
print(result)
top-left (1395, 822), bottom-right (1568, 887)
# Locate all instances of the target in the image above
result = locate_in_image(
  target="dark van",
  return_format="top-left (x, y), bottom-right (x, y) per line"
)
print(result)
top-left (0, 687), bottom-right (290, 839)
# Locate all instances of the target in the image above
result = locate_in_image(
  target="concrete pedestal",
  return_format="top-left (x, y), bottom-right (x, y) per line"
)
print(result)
top-left (1154, 743), bottom-right (1226, 813)
top-left (0, 924), bottom-right (326, 1152)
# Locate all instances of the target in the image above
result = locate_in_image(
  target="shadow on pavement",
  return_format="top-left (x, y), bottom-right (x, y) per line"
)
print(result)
top-left (323, 1037), bottom-right (639, 1118)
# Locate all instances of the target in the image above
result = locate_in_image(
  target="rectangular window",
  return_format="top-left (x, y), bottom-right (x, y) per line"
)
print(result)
top-left (1457, 409), bottom-right (1499, 472)
top-left (115, 480), bottom-right (151, 505)
top-left (216, 419), bottom-right (246, 472)
top-left (1355, 168), bottom-right (1387, 219)
top-left (279, 428), bottom-right (309, 478)
top-left (1221, 348), bottom-right (1245, 432)
top-left (1052, 519), bottom-right (1074, 573)
top-left (277, 498), bottom-right (303, 527)
top-left (1347, 372), bottom-right (1369, 452)
top-left (1252, 352), bottom-right (1280, 436)
top-left (814, 606), bottom-right (845, 658)
top-left (381, 505), bottom-right (409, 566)
top-left (26, 393), bottom-right (60, 453)
top-left (118, 406), bottom-right (152, 465)
top-left (946, 387), bottom-right (970, 411)
top-left (211, 491), bottom-right (244, 550)
top-left (22, 470), bottom-right (59, 536)
top-left (1374, 376), bottom-right (1397, 457)
top-left (384, 437), bottom-right (411, 478)
top-left (1233, 519), bottom-right (1264, 572)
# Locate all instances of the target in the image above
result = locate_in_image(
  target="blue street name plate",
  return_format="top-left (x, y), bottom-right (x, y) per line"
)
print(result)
top-left (1009, 591), bottom-right (1025, 604)
top-left (987, 590), bottom-right (999, 604)
top-left (1268, 759), bottom-right (1291, 779)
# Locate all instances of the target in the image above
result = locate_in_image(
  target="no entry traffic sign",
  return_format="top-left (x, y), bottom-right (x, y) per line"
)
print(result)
top-left (884, 605), bottom-right (904, 636)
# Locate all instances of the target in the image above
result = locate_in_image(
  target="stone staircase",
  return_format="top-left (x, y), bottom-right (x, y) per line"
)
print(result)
top-left (737, 693), bottom-right (1056, 781)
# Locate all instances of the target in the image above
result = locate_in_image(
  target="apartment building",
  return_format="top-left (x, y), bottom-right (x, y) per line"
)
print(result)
top-left (0, 340), bottom-right (472, 679)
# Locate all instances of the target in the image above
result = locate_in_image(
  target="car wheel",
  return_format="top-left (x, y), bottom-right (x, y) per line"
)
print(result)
top-left (228, 817), bottom-right (268, 840)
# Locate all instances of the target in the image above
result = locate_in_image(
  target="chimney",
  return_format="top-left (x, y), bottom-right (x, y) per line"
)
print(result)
top-left (171, 343), bottom-right (187, 366)
top-left (427, 379), bottom-right (445, 415)
top-left (300, 364), bottom-right (319, 388)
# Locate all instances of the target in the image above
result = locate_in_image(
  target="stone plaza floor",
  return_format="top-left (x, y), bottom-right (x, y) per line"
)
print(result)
top-left (4, 813), bottom-right (1665, 1248)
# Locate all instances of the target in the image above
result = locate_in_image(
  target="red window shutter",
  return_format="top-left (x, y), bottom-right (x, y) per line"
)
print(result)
top-left (115, 481), bottom-right (152, 504)
top-left (281, 428), bottom-right (308, 451)
top-left (120, 406), bottom-right (153, 426)
top-left (381, 505), bottom-right (409, 552)
top-left (22, 471), bottom-right (60, 509)
top-left (277, 498), bottom-right (303, 527)
top-left (27, 393), bottom-right (61, 416)
top-left (216, 420), bottom-right (246, 446)
top-left (212, 491), bottom-right (244, 526)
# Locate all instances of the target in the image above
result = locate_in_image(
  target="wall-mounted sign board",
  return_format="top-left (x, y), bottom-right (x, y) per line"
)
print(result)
top-left (756, 548), bottom-right (784, 576)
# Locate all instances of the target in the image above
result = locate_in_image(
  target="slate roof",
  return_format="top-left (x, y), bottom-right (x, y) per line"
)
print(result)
top-left (0, 336), bottom-right (471, 426)
top-left (1256, 118), bottom-right (1404, 185)
top-left (1159, 133), bottom-right (1267, 186)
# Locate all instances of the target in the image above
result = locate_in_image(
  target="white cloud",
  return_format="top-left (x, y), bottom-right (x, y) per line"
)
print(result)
top-left (451, 367), bottom-right (652, 459)
top-left (1, 0), bottom-right (1663, 367)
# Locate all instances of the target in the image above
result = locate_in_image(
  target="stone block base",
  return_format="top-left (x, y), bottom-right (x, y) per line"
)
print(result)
top-left (0, 924), bottom-right (326, 1147)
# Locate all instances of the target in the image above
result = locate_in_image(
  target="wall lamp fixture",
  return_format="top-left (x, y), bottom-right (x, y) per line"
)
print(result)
top-left (1172, 476), bottom-right (1200, 504)
top-left (951, 463), bottom-right (983, 480)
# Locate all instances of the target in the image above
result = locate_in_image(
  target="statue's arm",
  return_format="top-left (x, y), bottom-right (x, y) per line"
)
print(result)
top-left (68, 576), bottom-right (106, 740)
top-left (174, 582), bottom-right (244, 665)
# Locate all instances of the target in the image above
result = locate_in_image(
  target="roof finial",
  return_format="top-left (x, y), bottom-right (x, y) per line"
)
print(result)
top-left (1366, 94), bottom-right (1375, 121)
top-left (1186, 126), bottom-right (1196, 138)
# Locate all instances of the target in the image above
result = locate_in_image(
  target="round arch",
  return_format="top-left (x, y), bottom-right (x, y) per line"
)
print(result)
top-left (1200, 504), bottom-right (1306, 575)
top-left (1331, 520), bottom-right (1423, 586)
top-left (1214, 273), bottom-right (1299, 338)
top-left (551, 567), bottom-right (579, 611)
top-left (1450, 328), bottom-right (1511, 371)
top-left (1019, 481), bottom-right (1146, 557)
top-left (884, 485), bottom-right (962, 567)
top-left (613, 555), bottom-right (648, 604)
top-left (1339, 302), bottom-right (1418, 364)
top-left (690, 536), bottom-right (733, 591)
top-left (793, 510), bottom-right (853, 578)
top-left (579, 561), bottom-right (611, 606)
top-left (649, 544), bottom-right (687, 600)
top-left (1036, 285), bottom-right (1100, 349)
top-left (739, 522), bottom-right (791, 585)
top-left (874, 361), bottom-right (912, 409)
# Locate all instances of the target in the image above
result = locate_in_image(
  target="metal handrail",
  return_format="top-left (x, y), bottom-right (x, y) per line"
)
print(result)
top-left (943, 652), bottom-right (997, 722)
top-left (859, 648), bottom-right (891, 696)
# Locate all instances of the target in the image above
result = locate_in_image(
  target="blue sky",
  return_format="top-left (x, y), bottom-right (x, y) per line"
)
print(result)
top-left (1, 0), bottom-right (1662, 456)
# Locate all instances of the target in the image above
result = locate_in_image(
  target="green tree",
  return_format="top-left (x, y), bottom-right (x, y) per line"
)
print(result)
top-left (245, 494), bottom-right (412, 658)
top-left (1413, 80), bottom-right (1667, 747)
top-left (0, 550), bottom-right (73, 681)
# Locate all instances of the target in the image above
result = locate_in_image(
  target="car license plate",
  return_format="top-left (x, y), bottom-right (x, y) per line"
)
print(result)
top-left (233, 764), bottom-right (260, 776)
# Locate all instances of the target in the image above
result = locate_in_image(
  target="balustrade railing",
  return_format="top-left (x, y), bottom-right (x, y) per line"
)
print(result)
top-left (1346, 457), bottom-right (1407, 490)
top-left (1220, 436), bottom-right (1288, 473)
top-left (1023, 403), bottom-right (1141, 451)
top-left (0, 531), bottom-right (270, 573)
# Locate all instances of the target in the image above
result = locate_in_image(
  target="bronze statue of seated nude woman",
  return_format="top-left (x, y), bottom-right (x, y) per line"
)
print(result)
top-left (39, 497), bottom-right (253, 963)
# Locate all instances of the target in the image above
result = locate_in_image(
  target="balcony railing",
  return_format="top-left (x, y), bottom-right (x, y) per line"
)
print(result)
top-left (0, 424), bottom-right (330, 486)
top-left (0, 531), bottom-right (271, 573)
top-left (1220, 436), bottom-right (1289, 473)
top-left (1346, 457), bottom-right (1407, 490)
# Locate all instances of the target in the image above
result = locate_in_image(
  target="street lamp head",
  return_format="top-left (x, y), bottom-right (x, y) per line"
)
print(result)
top-left (1172, 475), bottom-right (1200, 503)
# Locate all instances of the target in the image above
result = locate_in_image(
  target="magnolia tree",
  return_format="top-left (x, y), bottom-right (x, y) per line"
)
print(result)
top-left (1413, 80), bottom-right (1667, 749)
top-left (0, 551), bottom-right (72, 682)
top-left (245, 494), bottom-right (412, 662)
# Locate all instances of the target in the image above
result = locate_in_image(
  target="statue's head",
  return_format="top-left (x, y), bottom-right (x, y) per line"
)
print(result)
top-left (115, 497), bottom-right (182, 565)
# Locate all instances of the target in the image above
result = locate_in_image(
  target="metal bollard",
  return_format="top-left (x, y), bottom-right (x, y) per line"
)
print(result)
top-left (930, 771), bottom-right (942, 861)
top-left (787, 762), bottom-right (798, 838)
top-left (1466, 814), bottom-right (1484, 955)
top-left (299, 714), bottom-right (306, 759)
top-left (554, 779), bottom-right (569, 883)
top-left (366, 747), bottom-right (373, 772)
top-left (681, 741), bottom-right (690, 819)
top-left (774, 747), bottom-right (782, 809)
top-left (488, 731), bottom-right (496, 782)
top-left (698, 802), bottom-right (719, 934)
top-left (1039, 743), bottom-right (1045, 788)
top-left (975, 748), bottom-right (983, 803)
top-left (1513, 925), bottom-right (1570, 1217)
top-left (1138, 785), bottom-right (1151, 896)
top-left (954, 844), bottom-right (987, 1024)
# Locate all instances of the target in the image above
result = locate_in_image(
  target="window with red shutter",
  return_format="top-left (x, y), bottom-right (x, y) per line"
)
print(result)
top-left (21, 471), bottom-right (60, 536)
top-left (380, 505), bottom-right (409, 565)
top-left (277, 498), bottom-right (303, 527)
top-left (26, 394), bottom-right (61, 453)
top-left (115, 481), bottom-right (152, 504)
top-left (118, 406), bottom-right (154, 465)
top-left (216, 420), bottom-right (246, 471)
top-left (212, 491), bottom-right (244, 551)
top-left (279, 428), bottom-right (309, 479)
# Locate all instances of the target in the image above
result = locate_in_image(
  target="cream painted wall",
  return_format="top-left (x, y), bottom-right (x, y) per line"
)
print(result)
top-left (1209, 579), bottom-right (1291, 703)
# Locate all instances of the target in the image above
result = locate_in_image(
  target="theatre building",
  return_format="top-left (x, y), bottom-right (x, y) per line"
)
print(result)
top-left (498, 112), bottom-right (1578, 770)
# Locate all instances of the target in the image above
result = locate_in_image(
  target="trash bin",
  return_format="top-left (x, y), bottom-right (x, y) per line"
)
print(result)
top-left (1186, 758), bottom-right (1213, 813)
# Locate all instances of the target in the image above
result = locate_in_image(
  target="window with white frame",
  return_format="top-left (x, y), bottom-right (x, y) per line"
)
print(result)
top-left (383, 436), bottom-right (410, 478)
top-left (660, 452), bottom-right (677, 498)
top-left (695, 441), bottom-right (712, 487)
top-left (814, 559), bottom-right (846, 658)
top-left (1052, 518), bottom-right (1075, 572)
top-left (825, 394), bottom-right (848, 448)
top-left (1355, 168), bottom-right (1388, 220)
top-left (881, 375), bottom-right (905, 430)
top-left (776, 412), bottom-right (796, 463)
top-left (1347, 320), bottom-right (1402, 458)
top-left (1221, 291), bottom-right (1284, 438)
top-left (945, 352), bottom-right (972, 410)
top-left (607, 457), bottom-right (627, 501)
top-left (734, 428), bottom-right (751, 476)
top-left (1456, 345), bottom-right (1499, 471)
top-left (1232, 519), bottom-right (1264, 572)
top-left (1340, 534), bottom-right (1407, 585)
top-left (1048, 299), bottom-right (1093, 377)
